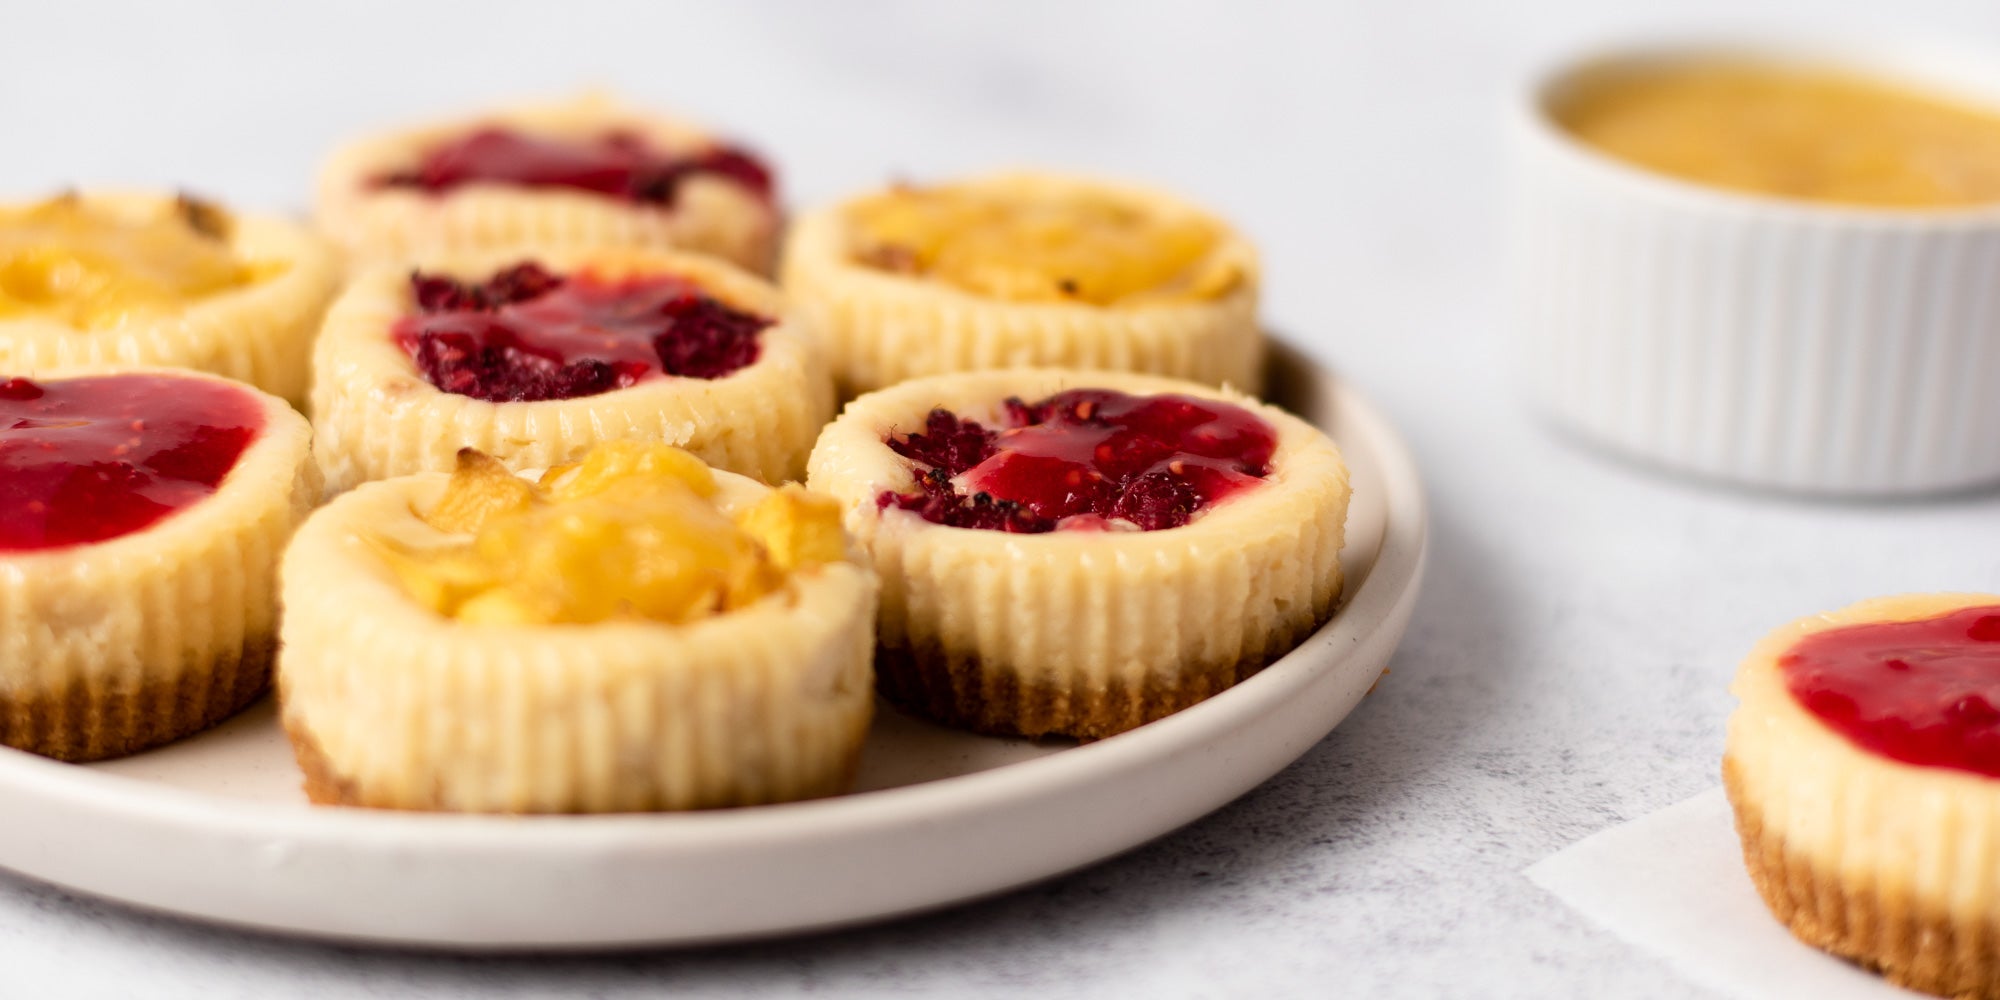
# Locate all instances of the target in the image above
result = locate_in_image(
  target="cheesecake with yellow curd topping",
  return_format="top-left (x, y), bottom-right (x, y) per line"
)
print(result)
top-left (277, 441), bottom-right (876, 812)
top-left (782, 172), bottom-right (1262, 397)
top-left (309, 246), bottom-right (832, 494)
top-left (0, 192), bottom-right (339, 404)
top-left (316, 93), bottom-right (780, 271)
top-left (1726, 593), bottom-right (2000, 998)
top-left (806, 369), bottom-right (1345, 739)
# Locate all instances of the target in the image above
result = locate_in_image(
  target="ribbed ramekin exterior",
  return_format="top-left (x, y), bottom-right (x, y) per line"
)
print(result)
top-left (1508, 81), bottom-right (2000, 495)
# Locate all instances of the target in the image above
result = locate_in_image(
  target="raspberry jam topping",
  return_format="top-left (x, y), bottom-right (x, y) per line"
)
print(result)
top-left (375, 128), bottom-right (774, 206)
top-left (0, 374), bottom-right (263, 552)
top-left (878, 389), bottom-right (1276, 533)
top-left (1781, 605), bottom-right (2000, 777)
top-left (393, 263), bottom-right (770, 403)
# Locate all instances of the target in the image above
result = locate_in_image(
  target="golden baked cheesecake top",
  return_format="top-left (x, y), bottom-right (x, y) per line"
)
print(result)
top-left (1553, 60), bottom-right (2000, 208)
top-left (390, 259), bottom-right (773, 403)
top-left (1775, 601), bottom-right (2000, 774)
top-left (843, 175), bottom-right (1244, 305)
top-left (377, 442), bottom-right (844, 626)
top-left (0, 372), bottom-right (266, 552)
top-left (875, 386), bottom-right (1276, 532)
top-left (0, 193), bottom-right (280, 329)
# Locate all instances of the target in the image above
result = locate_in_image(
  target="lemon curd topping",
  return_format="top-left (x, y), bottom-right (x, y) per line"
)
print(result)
top-left (1553, 60), bottom-right (2000, 208)
top-left (381, 442), bottom-right (844, 626)
top-left (844, 181), bottom-right (1241, 305)
top-left (0, 195), bottom-right (277, 329)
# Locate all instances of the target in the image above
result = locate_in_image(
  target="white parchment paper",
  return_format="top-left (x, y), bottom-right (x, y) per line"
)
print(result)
top-left (1526, 788), bottom-right (1924, 999)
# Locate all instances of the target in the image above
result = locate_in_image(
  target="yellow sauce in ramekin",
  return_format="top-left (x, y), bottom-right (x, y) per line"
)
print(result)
top-left (1553, 60), bottom-right (2000, 208)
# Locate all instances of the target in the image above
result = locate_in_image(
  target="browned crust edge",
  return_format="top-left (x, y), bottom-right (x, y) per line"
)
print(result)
top-left (875, 636), bottom-right (1302, 741)
top-left (282, 715), bottom-right (867, 814)
top-left (283, 713), bottom-right (363, 808)
top-left (0, 638), bottom-right (273, 762)
top-left (1724, 754), bottom-right (2000, 1000)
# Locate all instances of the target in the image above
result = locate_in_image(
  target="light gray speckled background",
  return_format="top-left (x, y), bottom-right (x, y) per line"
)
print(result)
top-left (5, 2), bottom-right (2000, 997)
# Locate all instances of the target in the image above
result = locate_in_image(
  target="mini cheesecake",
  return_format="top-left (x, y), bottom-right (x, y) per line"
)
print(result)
top-left (0, 369), bottom-right (318, 761)
top-left (806, 369), bottom-right (1347, 739)
top-left (1727, 593), bottom-right (2000, 998)
top-left (782, 171), bottom-right (1263, 397)
top-left (0, 192), bottom-right (340, 405)
top-left (278, 442), bottom-right (877, 812)
top-left (317, 93), bottom-right (780, 272)
top-left (310, 247), bottom-right (833, 493)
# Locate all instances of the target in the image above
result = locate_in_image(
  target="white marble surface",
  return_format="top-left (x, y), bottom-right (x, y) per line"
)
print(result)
top-left (5, 1), bottom-right (2000, 996)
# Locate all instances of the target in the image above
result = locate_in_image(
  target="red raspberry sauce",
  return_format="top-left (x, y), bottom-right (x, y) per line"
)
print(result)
top-left (374, 128), bottom-right (774, 206)
top-left (1781, 605), bottom-right (2000, 777)
top-left (881, 389), bottom-right (1276, 533)
top-left (393, 263), bottom-right (769, 403)
top-left (0, 375), bottom-right (264, 552)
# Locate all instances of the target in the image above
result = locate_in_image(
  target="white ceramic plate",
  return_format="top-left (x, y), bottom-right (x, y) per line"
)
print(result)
top-left (0, 341), bottom-right (1427, 950)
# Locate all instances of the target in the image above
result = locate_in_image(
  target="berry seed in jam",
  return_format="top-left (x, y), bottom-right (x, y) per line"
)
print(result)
top-left (394, 263), bottom-right (770, 404)
top-left (878, 389), bottom-right (1276, 533)
top-left (0, 375), bottom-right (264, 552)
top-left (374, 128), bottom-right (775, 207)
top-left (1781, 605), bottom-right (2000, 777)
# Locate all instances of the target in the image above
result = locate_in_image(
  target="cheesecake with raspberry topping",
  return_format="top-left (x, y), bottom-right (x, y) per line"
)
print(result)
top-left (1727, 594), bottom-right (2000, 999)
top-left (807, 369), bottom-right (1347, 739)
top-left (317, 93), bottom-right (779, 272)
top-left (0, 369), bottom-right (317, 761)
top-left (310, 247), bottom-right (832, 493)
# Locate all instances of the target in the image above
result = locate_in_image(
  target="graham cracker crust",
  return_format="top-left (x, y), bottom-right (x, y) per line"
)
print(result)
top-left (283, 715), bottom-right (365, 807)
top-left (1725, 755), bottom-right (2000, 999)
top-left (875, 643), bottom-right (1270, 740)
top-left (0, 638), bottom-right (274, 763)
top-left (284, 714), bottom-right (868, 812)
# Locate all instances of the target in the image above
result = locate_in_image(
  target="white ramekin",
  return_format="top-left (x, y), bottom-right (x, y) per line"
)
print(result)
top-left (1507, 38), bottom-right (2000, 496)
